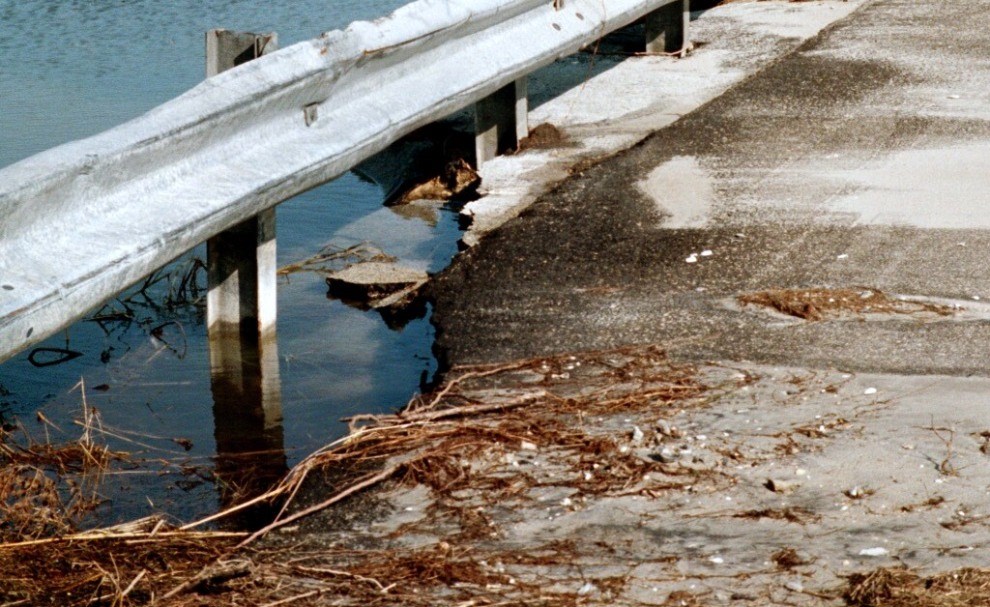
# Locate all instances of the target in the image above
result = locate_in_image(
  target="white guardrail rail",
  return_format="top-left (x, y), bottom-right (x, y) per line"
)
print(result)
top-left (0, 0), bottom-right (686, 363)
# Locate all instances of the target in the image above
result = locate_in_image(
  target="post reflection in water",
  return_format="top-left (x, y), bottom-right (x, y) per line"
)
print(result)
top-left (209, 332), bottom-right (287, 529)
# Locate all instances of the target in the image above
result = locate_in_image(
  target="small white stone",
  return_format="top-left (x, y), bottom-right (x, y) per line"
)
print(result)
top-left (521, 440), bottom-right (538, 451)
top-left (685, 254), bottom-right (698, 263)
top-left (863, 387), bottom-right (877, 395)
top-left (785, 580), bottom-right (804, 592)
top-left (700, 250), bottom-right (713, 257)
top-left (859, 547), bottom-right (889, 557)
top-left (837, 254), bottom-right (849, 260)
top-left (577, 582), bottom-right (597, 596)
top-left (709, 556), bottom-right (724, 564)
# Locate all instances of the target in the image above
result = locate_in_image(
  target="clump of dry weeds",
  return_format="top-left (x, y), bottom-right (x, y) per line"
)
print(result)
top-left (0, 385), bottom-right (127, 543)
top-left (221, 345), bottom-right (713, 543)
top-left (738, 287), bottom-right (954, 321)
top-left (845, 567), bottom-right (990, 607)
top-left (0, 345), bottom-right (723, 606)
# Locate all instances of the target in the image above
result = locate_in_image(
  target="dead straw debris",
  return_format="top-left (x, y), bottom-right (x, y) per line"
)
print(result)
top-left (738, 287), bottom-right (954, 321)
top-left (845, 567), bottom-right (990, 607)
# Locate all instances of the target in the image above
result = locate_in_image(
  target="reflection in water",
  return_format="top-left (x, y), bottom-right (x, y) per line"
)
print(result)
top-left (209, 332), bottom-right (286, 529)
top-left (0, 0), bottom-right (452, 529)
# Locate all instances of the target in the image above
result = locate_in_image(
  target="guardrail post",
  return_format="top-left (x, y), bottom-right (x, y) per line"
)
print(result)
top-left (475, 77), bottom-right (528, 166)
top-left (645, 0), bottom-right (690, 56)
top-left (205, 29), bottom-right (278, 342)
top-left (205, 29), bottom-right (285, 515)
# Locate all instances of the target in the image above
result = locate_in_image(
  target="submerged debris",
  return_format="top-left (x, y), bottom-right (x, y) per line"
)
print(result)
top-left (738, 287), bottom-right (956, 321)
top-left (278, 242), bottom-right (396, 276)
top-left (325, 261), bottom-right (429, 311)
top-left (392, 157), bottom-right (481, 205)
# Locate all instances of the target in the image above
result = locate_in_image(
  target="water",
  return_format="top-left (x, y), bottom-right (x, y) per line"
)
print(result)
top-left (0, 0), bottom-right (464, 526)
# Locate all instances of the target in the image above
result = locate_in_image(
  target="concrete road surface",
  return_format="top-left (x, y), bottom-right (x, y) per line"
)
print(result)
top-left (434, 0), bottom-right (990, 378)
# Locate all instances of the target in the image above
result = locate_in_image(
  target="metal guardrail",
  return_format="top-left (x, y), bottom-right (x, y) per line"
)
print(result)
top-left (0, 0), bottom-right (687, 363)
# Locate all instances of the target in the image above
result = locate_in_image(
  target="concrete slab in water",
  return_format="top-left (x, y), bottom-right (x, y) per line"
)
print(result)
top-left (326, 261), bottom-right (427, 308)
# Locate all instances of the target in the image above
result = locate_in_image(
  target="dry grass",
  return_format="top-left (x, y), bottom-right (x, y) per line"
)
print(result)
top-left (738, 287), bottom-right (955, 321)
top-left (0, 383), bottom-right (127, 543)
top-left (1, 345), bottom-right (718, 606)
top-left (0, 524), bottom-right (243, 607)
top-left (845, 567), bottom-right (990, 607)
top-left (10, 347), bottom-right (990, 606)
top-left (217, 345), bottom-right (714, 546)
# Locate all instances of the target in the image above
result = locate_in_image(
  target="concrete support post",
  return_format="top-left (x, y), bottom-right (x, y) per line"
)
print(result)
top-left (206, 29), bottom-right (278, 78)
top-left (645, 0), bottom-right (690, 56)
top-left (205, 30), bottom-right (285, 518)
top-left (205, 29), bottom-right (278, 340)
top-left (475, 77), bottom-right (528, 167)
top-left (206, 211), bottom-right (278, 339)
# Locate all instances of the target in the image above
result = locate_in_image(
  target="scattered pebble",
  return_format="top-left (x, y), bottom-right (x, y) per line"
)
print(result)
top-left (709, 556), bottom-right (724, 564)
top-left (858, 547), bottom-right (889, 557)
top-left (785, 580), bottom-right (805, 592)
top-left (685, 254), bottom-right (698, 264)
top-left (836, 254), bottom-right (849, 260)
top-left (845, 486), bottom-right (873, 499)
top-left (864, 387), bottom-right (877, 395)
top-left (520, 440), bottom-right (538, 451)
top-left (655, 448), bottom-right (679, 464)
top-left (577, 582), bottom-right (597, 596)
top-left (700, 250), bottom-right (713, 257)
top-left (631, 425), bottom-right (645, 444)
top-left (765, 478), bottom-right (800, 494)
